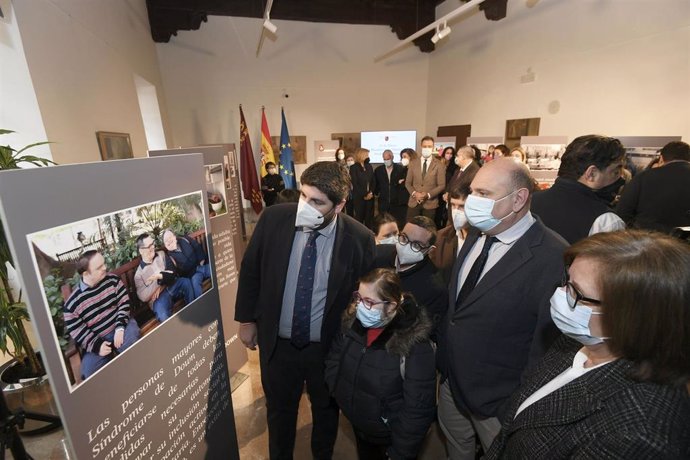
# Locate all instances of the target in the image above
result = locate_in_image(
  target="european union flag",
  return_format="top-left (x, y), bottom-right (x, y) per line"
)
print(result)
top-left (279, 108), bottom-right (297, 189)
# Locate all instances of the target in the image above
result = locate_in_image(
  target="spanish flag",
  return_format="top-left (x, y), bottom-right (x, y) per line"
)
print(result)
top-left (260, 107), bottom-right (276, 177)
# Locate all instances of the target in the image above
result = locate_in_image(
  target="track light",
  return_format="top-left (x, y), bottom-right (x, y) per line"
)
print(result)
top-left (263, 18), bottom-right (277, 34)
top-left (431, 22), bottom-right (451, 44)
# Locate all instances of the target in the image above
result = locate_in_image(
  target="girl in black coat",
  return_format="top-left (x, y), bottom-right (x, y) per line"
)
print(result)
top-left (325, 268), bottom-right (436, 460)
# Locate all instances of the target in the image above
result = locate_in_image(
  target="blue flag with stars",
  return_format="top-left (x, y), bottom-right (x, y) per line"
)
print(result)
top-left (279, 108), bottom-right (297, 189)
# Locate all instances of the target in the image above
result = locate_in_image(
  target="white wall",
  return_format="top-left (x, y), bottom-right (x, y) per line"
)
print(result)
top-left (427, 0), bottom-right (690, 142)
top-left (156, 16), bottom-right (430, 174)
top-left (0, 0), bottom-right (52, 162)
top-left (12, 0), bottom-right (171, 164)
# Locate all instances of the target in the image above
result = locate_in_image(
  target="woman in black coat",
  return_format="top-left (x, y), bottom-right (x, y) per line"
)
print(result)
top-left (435, 146), bottom-right (457, 229)
top-left (325, 268), bottom-right (436, 460)
top-left (486, 230), bottom-right (690, 459)
top-left (350, 148), bottom-right (376, 230)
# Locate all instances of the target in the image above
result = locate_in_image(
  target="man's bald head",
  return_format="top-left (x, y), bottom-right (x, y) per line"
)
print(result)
top-left (469, 158), bottom-right (534, 235)
top-left (475, 158), bottom-right (533, 196)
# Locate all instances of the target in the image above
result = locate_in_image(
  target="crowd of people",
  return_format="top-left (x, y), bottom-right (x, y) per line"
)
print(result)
top-left (237, 137), bottom-right (690, 459)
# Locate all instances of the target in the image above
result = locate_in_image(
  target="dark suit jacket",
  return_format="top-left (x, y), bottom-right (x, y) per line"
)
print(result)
top-left (616, 161), bottom-right (690, 233)
top-left (374, 163), bottom-right (408, 211)
top-left (235, 203), bottom-right (375, 360)
top-left (447, 161), bottom-right (479, 193)
top-left (405, 157), bottom-right (446, 209)
top-left (428, 224), bottom-right (460, 282)
top-left (350, 162), bottom-right (376, 200)
top-left (439, 218), bottom-right (567, 418)
top-left (486, 336), bottom-right (690, 459)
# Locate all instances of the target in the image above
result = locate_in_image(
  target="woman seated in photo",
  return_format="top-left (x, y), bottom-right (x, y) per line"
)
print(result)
top-left (325, 268), bottom-right (436, 460)
top-left (486, 230), bottom-right (690, 459)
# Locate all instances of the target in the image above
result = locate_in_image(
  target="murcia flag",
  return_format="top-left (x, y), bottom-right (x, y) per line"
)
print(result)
top-left (239, 105), bottom-right (263, 214)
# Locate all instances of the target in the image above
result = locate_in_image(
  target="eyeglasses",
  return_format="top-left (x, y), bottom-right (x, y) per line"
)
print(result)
top-left (398, 233), bottom-right (431, 253)
top-left (562, 268), bottom-right (601, 309)
top-left (140, 243), bottom-right (155, 250)
top-left (353, 291), bottom-right (391, 310)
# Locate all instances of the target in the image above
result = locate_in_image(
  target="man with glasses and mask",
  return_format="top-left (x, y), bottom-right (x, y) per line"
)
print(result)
top-left (134, 233), bottom-right (194, 323)
top-left (235, 161), bottom-right (375, 460)
top-left (373, 215), bottom-right (447, 342)
top-left (437, 158), bottom-right (567, 460)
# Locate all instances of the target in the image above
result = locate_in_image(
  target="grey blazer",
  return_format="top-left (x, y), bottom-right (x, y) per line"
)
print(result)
top-left (486, 336), bottom-right (690, 459)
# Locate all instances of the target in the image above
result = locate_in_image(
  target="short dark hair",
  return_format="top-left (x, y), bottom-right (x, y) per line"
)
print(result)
top-left (300, 161), bottom-right (350, 205)
top-left (448, 179), bottom-right (472, 201)
top-left (564, 230), bottom-right (690, 386)
top-left (373, 213), bottom-right (397, 236)
top-left (494, 144), bottom-right (510, 156)
top-left (420, 136), bottom-right (434, 144)
top-left (276, 188), bottom-right (301, 204)
top-left (660, 141), bottom-right (690, 162)
top-left (76, 250), bottom-right (99, 275)
top-left (136, 233), bottom-right (151, 250)
top-left (407, 215), bottom-right (437, 246)
top-left (557, 135), bottom-right (625, 180)
top-left (265, 161), bottom-right (276, 168)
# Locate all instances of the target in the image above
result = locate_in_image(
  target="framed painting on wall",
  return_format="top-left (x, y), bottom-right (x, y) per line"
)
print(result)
top-left (96, 131), bottom-right (133, 161)
top-left (504, 118), bottom-right (540, 149)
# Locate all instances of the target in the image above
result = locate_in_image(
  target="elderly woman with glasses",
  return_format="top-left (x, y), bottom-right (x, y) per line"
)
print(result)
top-left (486, 230), bottom-right (690, 459)
top-left (325, 268), bottom-right (436, 460)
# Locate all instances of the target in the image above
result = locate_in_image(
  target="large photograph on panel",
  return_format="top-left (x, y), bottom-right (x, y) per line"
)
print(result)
top-left (27, 193), bottom-right (213, 389)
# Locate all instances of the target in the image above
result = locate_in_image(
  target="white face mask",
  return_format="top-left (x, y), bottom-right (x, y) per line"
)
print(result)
top-left (454, 157), bottom-right (463, 167)
top-left (378, 235), bottom-right (397, 245)
top-left (267, 168), bottom-right (276, 175)
top-left (464, 191), bottom-right (517, 232)
top-left (421, 147), bottom-right (433, 158)
top-left (452, 209), bottom-right (467, 232)
top-left (295, 198), bottom-right (333, 229)
top-left (346, 160), bottom-right (355, 167)
top-left (395, 241), bottom-right (424, 266)
top-left (383, 159), bottom-right (393, 167)
top-left (337, 152), bottom-right (345, 160)
top-left (401, 158), bottom-right (410, 167)
top-left (550, 287), bottom-right (608, 346)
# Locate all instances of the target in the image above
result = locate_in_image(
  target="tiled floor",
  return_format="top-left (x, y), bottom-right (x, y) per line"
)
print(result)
top-left (15, 350), bottom-right (448, 459)
top-left (231, 350), bottom-right (448, 459)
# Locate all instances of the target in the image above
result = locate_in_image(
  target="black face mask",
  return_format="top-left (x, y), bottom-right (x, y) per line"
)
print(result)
top-left (594, 176), bottom-right (625, 205)
top-left (364, 157), bottom-right (370, 164)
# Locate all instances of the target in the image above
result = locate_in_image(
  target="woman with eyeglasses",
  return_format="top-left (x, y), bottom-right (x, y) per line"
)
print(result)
top-left (486, 230), bottom-right (690, 459)
top-left (325, 268), bottom-right (436, 460)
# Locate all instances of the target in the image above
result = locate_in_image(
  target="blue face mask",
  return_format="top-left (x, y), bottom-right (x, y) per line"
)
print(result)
top-left (464, 190), bottom-right (517, 232)
top-left (356, 302), bottom-right (393, 329)
top-left (550, 287), bottom-right (608, 346)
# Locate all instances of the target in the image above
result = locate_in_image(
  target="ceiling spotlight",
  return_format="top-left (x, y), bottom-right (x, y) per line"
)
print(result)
top-left (431, 22), bottom-right (451, 44)
top-left (263, 18), bottom-right (277, 34)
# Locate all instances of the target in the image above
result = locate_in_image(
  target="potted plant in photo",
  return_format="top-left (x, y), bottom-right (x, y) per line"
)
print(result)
top-left (0, 129), bottom-right (60, 432)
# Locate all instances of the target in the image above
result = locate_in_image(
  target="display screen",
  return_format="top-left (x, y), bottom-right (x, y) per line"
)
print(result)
top-left (360, 130), bottom-right (417, 163)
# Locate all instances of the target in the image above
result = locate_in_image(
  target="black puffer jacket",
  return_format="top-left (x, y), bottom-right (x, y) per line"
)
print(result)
top-left (325, 304), bottom-right (437, 459)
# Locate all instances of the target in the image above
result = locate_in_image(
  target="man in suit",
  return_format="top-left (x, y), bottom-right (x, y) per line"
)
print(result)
top-left (445, 146), bottom-right (479, 199)
top-left (374, 149), bottom-right (408, 221)
top-left (616, 140), bottom-right (690, 233)
top-left (437, 158), bottom-right (567, 460)
top-left (531, 135), bottom-right (626, 244)
top-left (406, 136), bottom-right (446, 221)
top-left (235, 161), bottom-right (375, 460)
